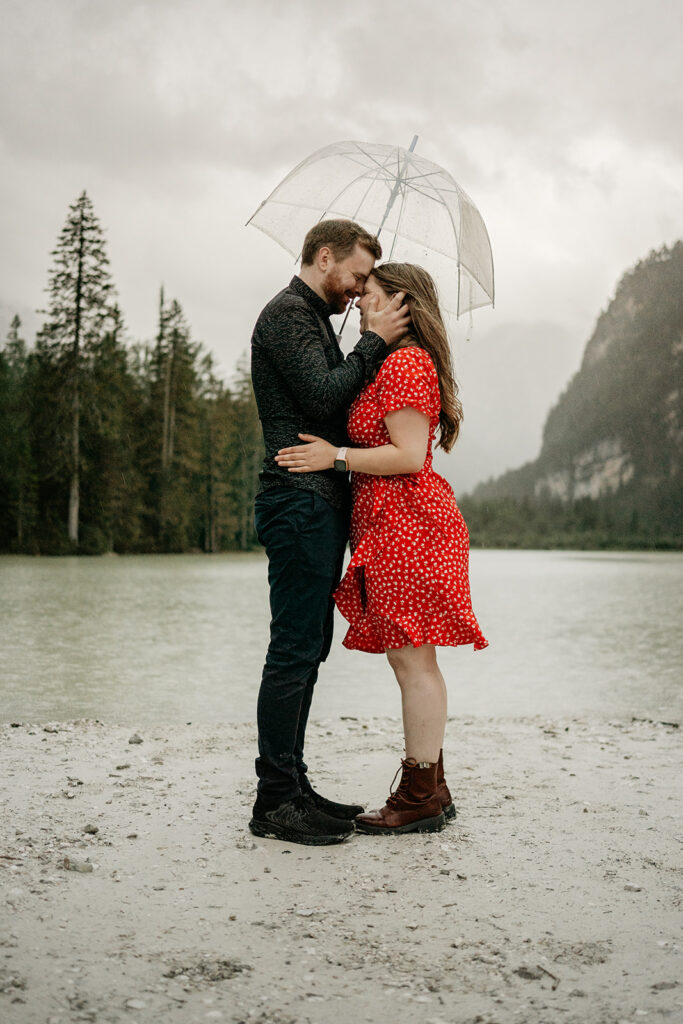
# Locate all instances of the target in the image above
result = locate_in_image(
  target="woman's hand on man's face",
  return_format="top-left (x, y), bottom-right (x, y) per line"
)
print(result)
top-left (365, 291), bottom-right (410, 345)
top-left (275, 434), bottom-right (337, 473)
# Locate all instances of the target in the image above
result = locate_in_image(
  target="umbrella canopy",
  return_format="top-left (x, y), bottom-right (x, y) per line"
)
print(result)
top-left (246, 138), bottom-right (494, 317)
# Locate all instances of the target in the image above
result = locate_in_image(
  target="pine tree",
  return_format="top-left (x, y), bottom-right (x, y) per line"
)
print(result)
top-left (80, 303), bottom-right (142, 552)
top-left (230, 355), bottom-right (263, 550)
top-left (197, 353), bottom-right (226, 553)
top-left (36, 191), bottom-right (118, 546)
top-left (144, 291), bottom-right (203, 550)
top-left (0, 316), bottom-right (35, 549)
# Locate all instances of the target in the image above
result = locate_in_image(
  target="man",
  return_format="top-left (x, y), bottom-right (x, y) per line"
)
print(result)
top-left (249, 219), bottom-right (409, 845)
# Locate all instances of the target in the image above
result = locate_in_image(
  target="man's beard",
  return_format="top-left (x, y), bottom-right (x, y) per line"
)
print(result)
top-left (322, 266), bottom-right (351, 315)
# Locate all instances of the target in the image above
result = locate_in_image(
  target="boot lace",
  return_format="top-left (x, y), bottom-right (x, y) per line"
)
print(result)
top-left (386, 758), bottom-right (414, 809)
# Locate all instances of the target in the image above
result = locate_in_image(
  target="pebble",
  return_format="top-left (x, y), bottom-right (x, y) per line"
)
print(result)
top-left (125, 998), bottom-right (146, 1009)
top-left (624, 883), bottom-right (642, 892)
top-left (6, 887), bottom-right (25, 907)
top-left (83, 824), bottom-right (99, 835)
top-left (514, 965), bottom-right (543, 981)
top-left (63, 855), bottom-right (93, 873)
top-left (128, 733), bottom-right (143, 745)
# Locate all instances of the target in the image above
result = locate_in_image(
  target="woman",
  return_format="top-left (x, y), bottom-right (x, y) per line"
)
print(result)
top-left (275, 263), bottom-right (488, 835)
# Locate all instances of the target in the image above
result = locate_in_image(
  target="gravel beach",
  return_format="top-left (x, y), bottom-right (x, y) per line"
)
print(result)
top-left (1, 715), bottom-right (681, 1024)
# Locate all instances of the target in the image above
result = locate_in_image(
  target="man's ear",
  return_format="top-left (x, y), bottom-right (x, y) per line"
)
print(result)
top-left (317, 246), bottom-right (331, 271)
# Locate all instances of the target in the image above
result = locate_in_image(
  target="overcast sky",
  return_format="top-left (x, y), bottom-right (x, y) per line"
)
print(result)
top-left (1, 0), bottom-right (681, 490)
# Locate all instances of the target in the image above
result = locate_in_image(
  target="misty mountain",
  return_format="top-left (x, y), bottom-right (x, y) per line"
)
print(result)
top-left (444, 319), bottom-right (583, 495)
top-left (472, 242), bottom-right (683, 532)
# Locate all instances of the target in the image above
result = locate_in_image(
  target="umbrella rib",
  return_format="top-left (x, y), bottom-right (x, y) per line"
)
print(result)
top-left (402, 183), bottom-right (447, 205)
top-left (428, 178), bottom-right (493, 307)
top-left (322, 174), bottom-right (382, 220)
top-left (353, 141), bottom-right (402, 175)
top-left (377, 147), bottom-right (410, 236)
top-left (391, 165), bottom-right (453, 187)
top-left (290, 174), bottom-right (373, 260)
top-left (429, 179), bottom-right (462, 252)
top-left (338, 152), bottom-right (392, 174)
top-left (349, 145), bottom-right (403, 219)
top-left (387, 182), bottom-right (410, 260)
top-left (346, 143), bottom-right (452, 187)
top-left (428, 180), bottom-right (463, 317)
top-left (321, 144), bottom-right (407, 223)
top-left (399, 168), bottom-right (473, 206)
top-left (350, 174), bottom-right (385, 222)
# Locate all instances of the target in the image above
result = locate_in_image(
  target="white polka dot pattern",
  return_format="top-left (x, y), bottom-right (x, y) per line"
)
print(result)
top-left (333, 347), bottom-right (489, 654)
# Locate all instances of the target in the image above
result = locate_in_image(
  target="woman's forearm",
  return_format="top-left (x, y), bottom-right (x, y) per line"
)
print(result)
top-left (347, 443), bottom-right (426, 476)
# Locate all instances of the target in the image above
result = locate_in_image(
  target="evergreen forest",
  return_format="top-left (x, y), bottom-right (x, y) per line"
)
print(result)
top-left (0, 192), bottom-right (263, 555)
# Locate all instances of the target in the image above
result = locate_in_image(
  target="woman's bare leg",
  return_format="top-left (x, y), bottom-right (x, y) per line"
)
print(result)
top-left (385, 644), bottom-right (447, 762)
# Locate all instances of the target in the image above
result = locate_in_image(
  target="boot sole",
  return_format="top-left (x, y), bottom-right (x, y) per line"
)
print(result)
top-left (248, 818), bottom-right (353, 846)
top-left (355, 812), bottom-right (446, 836)
top-left (444, 802), bottom-right (457, 821)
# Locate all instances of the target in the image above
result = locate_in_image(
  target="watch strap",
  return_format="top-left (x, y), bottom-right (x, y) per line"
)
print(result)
top-left (333, 446), bottom-right (349, 472)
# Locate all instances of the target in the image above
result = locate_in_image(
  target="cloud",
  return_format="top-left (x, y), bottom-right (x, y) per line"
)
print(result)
top-left (3, 0), bottom-right (681, 180)
top-left (1, 0), bottom-right (681, 488)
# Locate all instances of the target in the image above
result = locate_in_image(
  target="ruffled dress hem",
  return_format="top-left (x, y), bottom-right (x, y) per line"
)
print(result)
top-left (334, 565), bottom-right (489, 654)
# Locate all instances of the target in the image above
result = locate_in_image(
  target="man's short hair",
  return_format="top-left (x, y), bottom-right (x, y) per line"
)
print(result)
top-left (301, 219), bottom-right (382, 266)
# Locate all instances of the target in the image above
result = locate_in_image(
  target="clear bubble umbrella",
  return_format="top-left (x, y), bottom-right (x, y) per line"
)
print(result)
top-left (246, 136), bottom-right (494, 318)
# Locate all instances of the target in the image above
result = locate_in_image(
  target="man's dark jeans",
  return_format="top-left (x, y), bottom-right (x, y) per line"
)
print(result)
top-left (254, 486), bottom-right (348, 806)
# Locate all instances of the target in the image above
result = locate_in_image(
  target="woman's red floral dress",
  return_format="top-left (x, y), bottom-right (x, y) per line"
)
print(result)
top-left (333, 346), bottom-right (488, 654)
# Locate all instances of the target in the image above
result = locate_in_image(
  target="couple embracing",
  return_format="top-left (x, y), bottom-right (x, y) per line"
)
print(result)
top-left (249, 219), bottom-right (487, 846)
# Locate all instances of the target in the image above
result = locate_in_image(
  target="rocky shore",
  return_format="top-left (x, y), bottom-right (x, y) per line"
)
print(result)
top-left (1, 715), bottom-right (681, 1024)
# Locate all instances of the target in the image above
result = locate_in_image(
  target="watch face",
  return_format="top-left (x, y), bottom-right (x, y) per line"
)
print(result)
top-left (334, 459), bottom-right (348, 472)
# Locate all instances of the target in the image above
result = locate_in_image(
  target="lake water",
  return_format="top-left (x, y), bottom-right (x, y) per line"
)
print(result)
top-left (1, 550), bottom-right (681, 724)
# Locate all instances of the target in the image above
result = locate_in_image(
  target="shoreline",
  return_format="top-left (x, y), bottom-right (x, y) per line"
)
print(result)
top-left (1, 544), bottom-right (682, 558)
top-left (1, 714), bottom-right (681, 1024)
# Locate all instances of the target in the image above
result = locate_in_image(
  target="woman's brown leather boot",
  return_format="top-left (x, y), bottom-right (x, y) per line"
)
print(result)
top-left (355, 758), bottom-right (446, 835)
top-left (437, 748), bottom-right (456, 821)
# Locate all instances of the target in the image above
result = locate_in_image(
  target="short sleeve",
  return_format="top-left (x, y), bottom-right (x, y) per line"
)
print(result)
top-left (375, 349), bottom-right (440, 420)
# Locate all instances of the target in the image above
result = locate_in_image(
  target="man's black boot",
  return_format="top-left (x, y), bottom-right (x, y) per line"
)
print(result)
top-left (249, 795), bottom-right (354, 846)
top-left (299, 776), bottom-right (365, 820)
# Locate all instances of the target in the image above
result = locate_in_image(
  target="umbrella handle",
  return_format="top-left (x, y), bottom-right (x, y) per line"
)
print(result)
top-left (337, 302), bottom-right (353, 339)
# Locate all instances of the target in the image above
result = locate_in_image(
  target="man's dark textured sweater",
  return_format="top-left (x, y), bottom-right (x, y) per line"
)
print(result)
top-left (250, 276), bottom-right (384, 511)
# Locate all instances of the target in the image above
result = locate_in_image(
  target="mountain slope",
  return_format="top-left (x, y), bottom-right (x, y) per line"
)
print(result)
top-left (472, 242), bottom-right (683, 534)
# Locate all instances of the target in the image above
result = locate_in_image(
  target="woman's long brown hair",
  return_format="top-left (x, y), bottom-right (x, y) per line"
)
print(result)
top-left (370, 262), bottom-right (462, 451)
